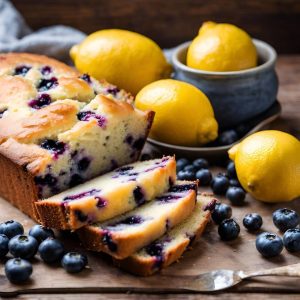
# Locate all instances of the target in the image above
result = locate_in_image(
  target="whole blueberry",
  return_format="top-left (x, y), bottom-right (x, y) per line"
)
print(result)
top-left (212, 203), bottom-right (232, 224)
top-left (29, 225), bottom-right (55, 244)
top-left (38, 238), bottom-right (64, 263)
top-left (176, 158), bottom-right (189, 172)
top-left (243, 213), bottom-right (263, 231)
top-left (218, 130), bottom-right (239, 146)
top-left (283, 228), bottom-right (300, 252)
top-left (192, 158), bottom-right (209, 170)
top-left (177, 170), bottom-right (195, 181)
top-left (211, 174), bottom-right (229, 195)
top-left (0, 234), bottom-right (9, 257)
top-left (195, 169), bottom-right (212, 186)
top-left (226, 161), bottom-right (237, 178)
top-left (226, 187), bottom-right (246, 205)
top-left (0, 220), bottom-right (24, 239)
top-left (8, 235), bottom-right (38, 260)
top-left (61, 252), bottom-right (88, 273)
top-left (273, 208), bottom-right (299, 232)
top-left (183, 164), bottom-right (198, 173)
top-left (229, 179), bottom-right (242, 188)
top-left (5, 258), bottom-right (32, 284)
top-left (218, 219), bottom-right (240, 241)
top-left (256, 232), bottom-right (283, 257)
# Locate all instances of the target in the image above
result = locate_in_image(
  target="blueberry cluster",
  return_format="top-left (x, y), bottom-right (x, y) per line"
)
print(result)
top-left (211, 201), bottom-right (300, 258)
top-left (0, 221), bottom-right (88, 284)
top-left (176, 158), bottom-right (246, 206)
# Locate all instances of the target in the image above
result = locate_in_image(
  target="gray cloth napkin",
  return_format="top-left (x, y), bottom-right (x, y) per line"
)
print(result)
top-left (0, 0), bottom-right (86, 63)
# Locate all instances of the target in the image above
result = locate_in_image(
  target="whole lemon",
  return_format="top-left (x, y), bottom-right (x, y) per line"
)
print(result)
top-left (135, 79), bottom-right (218, 146)
top-left (187, 21), bottom-right (257, 72)
top-left (229, 130), bottom-right (300, 203)
top-left (70, 29), bottom-right (171, 95)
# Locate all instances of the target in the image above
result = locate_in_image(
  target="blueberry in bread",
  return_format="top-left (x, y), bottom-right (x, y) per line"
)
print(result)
top-left (114, 193), bottom-right (216, 275)
top-left (36, 157), bottom-right (176, 230)
top-left (77, 181), bottom-right (197, 259)
top-left (0, 53), bottom-right (154, 220)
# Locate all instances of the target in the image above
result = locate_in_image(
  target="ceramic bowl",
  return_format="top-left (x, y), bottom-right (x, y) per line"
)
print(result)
top-left (172, 39), bottom-right (278, 129)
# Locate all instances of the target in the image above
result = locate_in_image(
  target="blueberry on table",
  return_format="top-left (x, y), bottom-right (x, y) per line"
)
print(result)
top-left (192, 158), bottom-right (209, 169)
top-left (176, 158), bottom-right (190, 172)
top-left (29, 225), bottom-right (55, 244)
top-left (183, 164), bottom-right (198, 173)
top-left (5, 258), bottom-right (32, 284)
top-left (243, 213), bottom-right (263, 231)
top-left (256, 232), bottom-right (283, 257)
top-left (283, 228), bottom-right (300, 252)
top-left (38, 238), bottom-right (64, 263)
top-left (0, 220), bottom-right (24, 239)
top-left (226, 161), bottom-right (237, 179)
top-left (61, 252), bottom-right (88, 273)
top-left (212, 203), bottom-right (232, 224)
top-left (218, 219), bottom-right (240, 241)
top-left (195, 169), bottom-right (212, 186)
top-left (218, 130), bottom-right (239, 146)
top-left (226, 187), bottom-right (246, 206)
top-left (272, 208), bottom-right (299, 232)
top-left (8, 235), bottom-right (38, 260)
top-left (177, 170), bottom-right (195, 181)
top-left (211, 174), bottom-right (229, 195)
top-left (229, 178), bottom-right (242, 188)
top-left (0, 234), bottom-right (9, 257)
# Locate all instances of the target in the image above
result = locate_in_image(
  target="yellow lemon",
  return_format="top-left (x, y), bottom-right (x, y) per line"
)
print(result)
top-left (135, 79), bottom-right (218, 146)
top-left (70, 29), bottom-right (171, 95)
top-left (229, 130), bottom-right (300, 203)
top-left (187, 21), bottom-right (257, 72)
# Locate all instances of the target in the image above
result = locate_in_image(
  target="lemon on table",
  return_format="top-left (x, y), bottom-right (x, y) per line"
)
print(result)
top-left (229, 130), bottom-right (300, 203)
top-left (70, 29), bottom-right (171, 95)
top-left (135, 79), bottom-right (218, 146)
top-left (187, 21), bottom-right (257, 72)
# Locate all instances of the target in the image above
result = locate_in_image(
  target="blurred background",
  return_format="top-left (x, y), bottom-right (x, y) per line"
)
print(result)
top-left (11, 0), bottom-right (300, 53)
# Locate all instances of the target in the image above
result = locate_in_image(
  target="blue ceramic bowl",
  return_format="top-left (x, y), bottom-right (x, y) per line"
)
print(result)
top-left (172, 39), bottom-right (278, 129)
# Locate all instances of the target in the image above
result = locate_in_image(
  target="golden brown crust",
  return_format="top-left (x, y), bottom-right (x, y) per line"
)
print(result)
top-left (0, 52), bottom-right (79, 77)
top-left (77, 189), bottom-right (197, 259)
top-left (0, 151), bottom-right (40, 220)
top-left (0, 101), bottom-right (80, 144)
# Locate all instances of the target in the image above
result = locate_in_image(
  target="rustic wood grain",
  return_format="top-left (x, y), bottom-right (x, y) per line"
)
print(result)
top-left (10, 0), bottom-right (300, 53)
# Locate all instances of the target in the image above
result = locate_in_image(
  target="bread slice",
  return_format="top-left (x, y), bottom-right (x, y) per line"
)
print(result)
top-left (77, 181), bottom-right (198, 259)
top-left (114, 193), bottom-right (216, 276)
top-left (0, 53), bottom-right (153, 220)
top-left (35, 157), bottom-right (176, 230)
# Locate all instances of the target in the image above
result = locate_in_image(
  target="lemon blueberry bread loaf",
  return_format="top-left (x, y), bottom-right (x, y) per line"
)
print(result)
top-left (77, 181), bottom-right (197, 259)
top-left (114, 193), bottom-right (216, 276)
top-left (36, 157), bottom-right (176, 230)
top-left (0, 53), bottom-right (154, 220)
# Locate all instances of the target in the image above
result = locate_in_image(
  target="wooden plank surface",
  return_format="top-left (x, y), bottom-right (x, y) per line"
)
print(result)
top-left (11, 0), bottom-right (300, 53)
top-left (0, 56), bottom-right (298, 299)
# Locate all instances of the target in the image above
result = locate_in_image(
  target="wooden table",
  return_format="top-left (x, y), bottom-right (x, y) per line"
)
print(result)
top-left (0, 56), bottom-right (299, 300)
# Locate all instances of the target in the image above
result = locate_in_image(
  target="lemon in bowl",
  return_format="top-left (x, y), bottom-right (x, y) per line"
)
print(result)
top-left (229, 130), bottom-right (300, 203)
top-left (135, 79), bottom-right (218, 147)
top-left (70, 29), bottom-right (171, 95)
top-left (172, 22), bottom-right (278, 128)
top-left (187, 21), bottom-right (257, 72)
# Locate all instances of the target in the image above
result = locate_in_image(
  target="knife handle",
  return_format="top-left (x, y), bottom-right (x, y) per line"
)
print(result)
top-left (242, 263), bottom-right (300, 279)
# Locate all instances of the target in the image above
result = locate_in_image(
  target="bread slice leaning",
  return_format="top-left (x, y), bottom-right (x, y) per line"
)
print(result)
top-left (114, 193), bottom-right (216, 276)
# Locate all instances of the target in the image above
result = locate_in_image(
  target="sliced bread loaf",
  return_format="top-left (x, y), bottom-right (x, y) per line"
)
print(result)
top-left (36, 157), bottom-right (176, 230)
top-left (114, 193), bottom-right (216, 276)
top-left (77, 181), bottom-right (198, 259)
